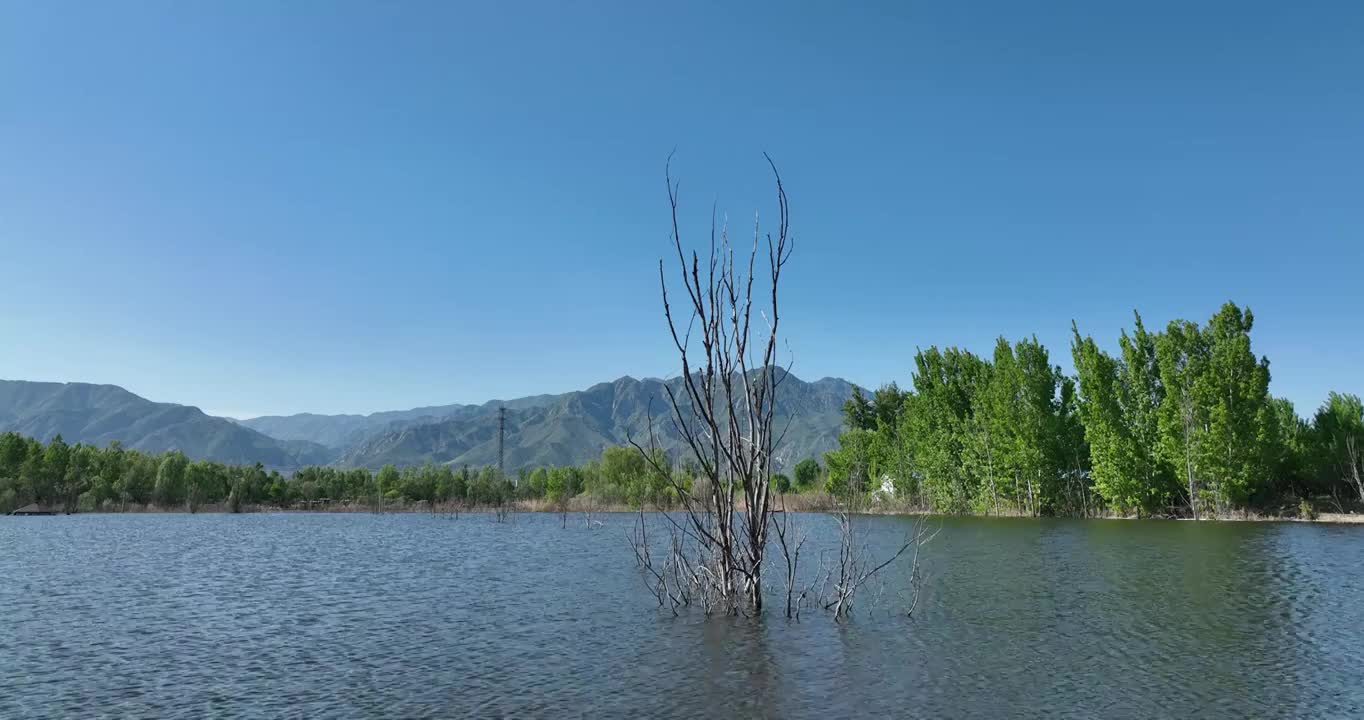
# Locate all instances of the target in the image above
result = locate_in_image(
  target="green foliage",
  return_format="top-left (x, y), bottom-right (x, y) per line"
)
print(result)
top-left (1196, 304), bottom-right (1275, 512)
top-left (772, 473), bottom-right (791, 494)
top-left (544, 465), bottom-right (578, 505)
top-left (843, 387), bottom-right (877, 432)
top-left (974, 336), bottom-right (1074, 515)
top-left (376, 464), bottom-right (400, 497)
top-left (154, 452), bottom-right (189, 508)
top-left (793, 458), bottom-right (820, 489)
top-left (589, 446), bottom-right (672, 507)
top-left (824, 428), bottom-right (879, 496)
top-left (825, 301), bottom-right (1346, 518)
top-left (1074, 321), bottom-right (1166, 515)
top-left (1313, 392), bottom-right (1364, 500)
top-left (904, 347), bottom-right (992, 512)
top-left (1268, 397), bottom-right (1311, 499)
top-left (0, 307), bottom-right (1351, 521)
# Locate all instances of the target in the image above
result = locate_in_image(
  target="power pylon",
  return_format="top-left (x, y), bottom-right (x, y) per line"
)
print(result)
top-left (498, 406), bottom-right (506, 478)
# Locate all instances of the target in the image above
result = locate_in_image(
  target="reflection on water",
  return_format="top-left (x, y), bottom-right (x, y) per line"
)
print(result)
top-left (1, 513), bottom-right (1361, 718)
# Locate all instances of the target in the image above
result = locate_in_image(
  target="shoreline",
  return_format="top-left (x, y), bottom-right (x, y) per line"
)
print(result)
top-left (13, 498), bottom-right (1364, 524)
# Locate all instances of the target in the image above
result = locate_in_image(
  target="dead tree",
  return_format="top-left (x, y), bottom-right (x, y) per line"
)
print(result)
top-left (632, 153), bottom-right (792, 615)
top-left (629, 508), bottom-right (711, 614)
top-left (770, 493), bottom-right (813, 619)
top-left (1346, 433), bottom-right (1363, 503)
top-left (820, 469), bottom-right (939, 621)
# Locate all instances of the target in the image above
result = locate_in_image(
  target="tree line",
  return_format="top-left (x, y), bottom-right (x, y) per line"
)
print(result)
top-left (821, 301), bottom-right (1364, 518)
top-left (5, 302), bottom-right (1359, 520)
top-left (0, 437), bottom-right (683, 514)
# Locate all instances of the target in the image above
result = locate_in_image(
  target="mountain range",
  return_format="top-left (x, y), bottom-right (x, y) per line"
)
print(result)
top-left (1, 373), bottom-right (857, 471)
top-left (0, 380), bottom-right (333, 467)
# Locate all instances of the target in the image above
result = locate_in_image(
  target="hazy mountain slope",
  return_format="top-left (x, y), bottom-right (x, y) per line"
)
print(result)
top-left (239, 394), bottom-right (563, 449)
top-left (1, 373), bottom-right (856, 472)
top-left (0, 380), bottom-right (334, 467)
top-left (235, 412), bottom-right (384, 450)
top-left (338, 373), bottom-right (856, 471)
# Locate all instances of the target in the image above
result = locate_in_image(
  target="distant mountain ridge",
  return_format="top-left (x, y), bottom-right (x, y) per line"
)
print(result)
top-left (237, 392), bottom-right (563, 450)
top-left (330, 373), bottom-right (855, 471)
top-left (0, 380), bottom-right (333, 468)
top-left (0, 373), bottom-right (858, 472)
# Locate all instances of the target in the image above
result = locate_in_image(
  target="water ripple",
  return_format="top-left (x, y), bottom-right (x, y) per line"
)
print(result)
top-left (1, 513), bottom-right (1362, 718)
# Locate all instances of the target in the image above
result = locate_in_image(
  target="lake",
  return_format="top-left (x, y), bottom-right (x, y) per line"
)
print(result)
top-left (2, 512), bottom-right (1362, 718)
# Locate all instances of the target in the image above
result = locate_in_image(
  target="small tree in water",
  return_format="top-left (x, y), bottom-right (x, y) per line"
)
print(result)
top-left (632, 154), bottom-right (792, 615)
top-left (632, 155), bottom-right (937, 619)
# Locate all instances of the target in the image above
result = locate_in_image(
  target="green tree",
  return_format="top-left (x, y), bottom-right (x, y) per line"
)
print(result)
top-left (1313, 392), bottom-right (1364, 501)
top-left (1156, 318), bottom-right (1208, 516)
top-left (824, 428), bottom-right (877, 496)
top-left (431, 465), bottom-right (456, 503)
top-left (1268, 397), bottom-right (1311, 500)
top-left (184, 460), bottom-right (222, 512)
top-left (904, 347), bottom-right (990, 512)
top-left (772, 473), bottom-right (791, 494)
top-left (545, 466), bottom-right (571, 505)
top-left (376, 464), bottom-right (400, 505)
top-left (596, 445), bottom-right (669, 506)
top-left (843, 386), bottom-right (876, 432)
top-left (1072, 326), bottom-right (1151, 515)
top-left (154, 452), bottom-right (189, 508)
top-left (451, 466), bottom-right (469, 503)
top-left (156, 453), bottom-right (183, 505)
top-left (62, 444), bottom-right (98, 512)
top-left (0, 432), bottom-right (28, 481)
top-left (871, 383), bottom-right (909, 431)
top-left (38, 434), bottom-right (71, 507)
top-left (1117, 314), bottom-right (1175, 511)
top-left (466, 466), bottom-right (506, 505)
top-left (792, 458), bottom-right (820, 490)
top-left (1055, 376), bottom-right (1092, 515)
top-left (91, 441), bottom-right (127, 508)
top-left (525, 467), bottom-right (549, 499)
top-left (118, 455), bottom-right (156, 507)
top-left (1196, 303), bottom-right (1274, 513)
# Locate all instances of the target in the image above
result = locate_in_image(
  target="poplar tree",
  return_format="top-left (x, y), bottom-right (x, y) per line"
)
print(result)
top-left (906, 347), bottom-right (989, 512)
top-left (1156, 318), bottom-right (1208, 517)
top-left (1312, 392), bottom-right (1364, 501)
top-left (1197, 303), bottom-right (1275, 513)
top-left (1071, 325), bottom-right (1151, 515)
top-left (1119, 313), bottom-right (1174, 510)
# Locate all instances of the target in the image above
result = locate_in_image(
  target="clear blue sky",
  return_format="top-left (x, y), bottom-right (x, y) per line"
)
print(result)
top-left (2, 1), bottom-right (1360, 419)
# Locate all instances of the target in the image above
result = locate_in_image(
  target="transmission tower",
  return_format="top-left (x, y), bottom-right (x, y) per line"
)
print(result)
top-left (498, 406), bottom-right (506, 478)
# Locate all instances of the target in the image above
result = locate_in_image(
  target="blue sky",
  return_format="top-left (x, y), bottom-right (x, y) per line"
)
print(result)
top-left (2, 1), bottom-right (1360, 419)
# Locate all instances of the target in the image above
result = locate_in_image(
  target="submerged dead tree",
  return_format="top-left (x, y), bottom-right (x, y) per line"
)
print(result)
top-left (633, 153), bottom-right (792, 615)
top-left (819, 477), bottom-right (939, 621)
top-left (631, 155), bottom-right (935, 620)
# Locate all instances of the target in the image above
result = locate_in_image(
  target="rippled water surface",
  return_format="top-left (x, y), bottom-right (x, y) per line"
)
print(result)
top-left (3, 512), bottom-right (1363, 718)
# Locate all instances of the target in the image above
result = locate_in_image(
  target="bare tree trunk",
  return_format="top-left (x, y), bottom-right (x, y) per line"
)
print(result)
top-left (1182, 390), bottom-right (1198, 520)
top-left (770, 493), bottom-right (809, 619)
top-left (1347, 436), bottom-right (1363, 503)
top-left (1027, 471), bottom-right (1037, 518)
top-left (822, 478), bottom-right (937, 620)
top-left (1013, 471), bottom-right (1023, 516)
top-left (630, 154), bottom-right (792, 615)
top-left (983, 431), bottom-right (998, 516)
